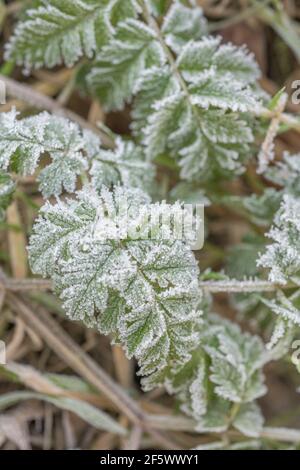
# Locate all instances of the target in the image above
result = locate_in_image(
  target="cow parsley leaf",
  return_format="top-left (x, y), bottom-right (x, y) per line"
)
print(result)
top-left (28, 185), bottom-right (202, 385)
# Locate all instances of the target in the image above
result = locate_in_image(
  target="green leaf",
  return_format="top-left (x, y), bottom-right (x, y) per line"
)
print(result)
top-left (0, 110), bottom-right (88, 197)
top-left (90, 138), bottom-right (155, 192)
top-left (88, 19), bottom-right (165, 110)
top-left (177, 36), bottom-right (260, 84)
top-left (29, 185), bottom-right (202, 387)
top-left (5, 0), bottom-right (140, 70)
top-left (161, 1), bottom-right (207, 54)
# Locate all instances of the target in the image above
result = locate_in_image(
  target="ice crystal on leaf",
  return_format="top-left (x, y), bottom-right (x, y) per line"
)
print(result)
top-left (262, 292), bottom-right (300, 326)
top-left (29, 185), bottom-right (202, 384)
top-left (265, 152), bottom-right (300, 197)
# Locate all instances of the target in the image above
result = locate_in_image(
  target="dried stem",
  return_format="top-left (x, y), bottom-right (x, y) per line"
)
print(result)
top-left (0, 275), bottom-right (292, 294)
top-left (5, 292), bottom-right (144, 425)
top-left (198, 279), bottom-right (293, 293)
top-left (5, 292), bottom-right (185, 449)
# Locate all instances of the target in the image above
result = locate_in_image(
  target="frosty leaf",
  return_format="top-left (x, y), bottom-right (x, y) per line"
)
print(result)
top-left (85, 7), bottom-right (261, 180)
top-left (29, 185), bottom-right (202, 385)
top-left (140, 90), bottom-right (253, 180)
top-left (38, 155), bottom-right (87, 198)
top-left (0, 171), bottom-right (15, 222)
top-left (5, 0), bottom-right (140, 70)
top-left (203, 317), bottom-right (267, 403)
top-left (195, 398), bottom-right (230, 434)
top-left (156, 314), bottom-right (267, 436)
top-left (37, 117), bottom-right (89, 197)
top-left (88, 19), bottom-right (165, 110)
top-left (0, 110), bottom-right (88, 197)
top-left (0, 110), bottom-right (49, 175)
top-left (189, 73), bottom-right (259, 113)
top-left (0, 110), bottom-right (151, 197)
top-left (177, 37), bottom-right (260, 85)
top-left (258, 195), bottom-right (300, 283)
top-left (90, 138), bottom-right (155, 191)
top-left (161, 1), bottom-right (207, 54)
top-left (233, 403), bottom-right (264, 438)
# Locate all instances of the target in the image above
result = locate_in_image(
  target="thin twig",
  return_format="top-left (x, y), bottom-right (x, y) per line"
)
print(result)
top-left (198, 279), bottom-right (292, 293)
top-left (1, 278), bottom-right (53, 292)
top-left (260, 426), bottom-right (300, 444)
top-left (258, 106), bottom-right (300, 134)
top-left (147, 415), bottom-right (300, 444)
top-left (0, 276), bottom-right (293, 294)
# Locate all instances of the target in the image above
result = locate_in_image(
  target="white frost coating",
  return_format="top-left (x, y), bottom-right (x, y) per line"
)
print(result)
top-left (88, 18), bottom-right (166, 111)
top-left (28, 185), bottom-right (202, 386)
top-left (161, 1), bottom-right (207, 54)
top-left (0, 110), bottom-right (154, 197)
top-left (162, 315), bottom-right (267, 434)
top-left (5, 0), bottom-right (141, 70)
top-left (90, 138), bottom-right (155, 192)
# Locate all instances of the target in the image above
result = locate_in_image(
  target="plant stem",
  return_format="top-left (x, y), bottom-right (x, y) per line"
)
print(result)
top-left (0, 275), bottom-right (294, 294)
top-left (199, 279), bottom-right (293, 293)
top-left (139, 0), bottom-right (204, 131)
